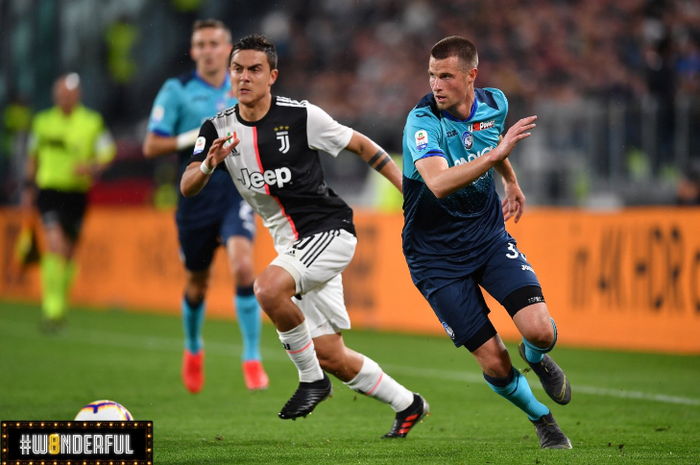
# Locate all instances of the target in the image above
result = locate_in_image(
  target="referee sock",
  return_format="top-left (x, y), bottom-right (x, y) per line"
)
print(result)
top-left (277, 321), bottom-right (324, 383)
top-left (234, 285), bottom-right (262, 362)
top-left (63, 259), bottom-right (77, 295)
top-left (40, 252), bottom-right (67, 320)
top-left (182, 296), bottom-right (205, 354)
top-left (344, 355), bottom-right (414, 412)
top-left (522, 318), bottom-right (558, 364)
top-left (485, 367), bottom-right (549, 421)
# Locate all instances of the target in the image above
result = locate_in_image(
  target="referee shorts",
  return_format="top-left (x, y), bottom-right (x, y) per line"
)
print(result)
top-left (36, 189), bottom-right (87, 240)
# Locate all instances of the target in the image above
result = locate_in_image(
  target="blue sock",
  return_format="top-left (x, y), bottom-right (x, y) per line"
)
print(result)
top-left (522, 318), bottom-right (558, 364)
top-left (235, 285), bottom-right (262, 361)
top-left (485, 368), bottom-right (549, 421)
top-left (182, 296), bottom-right (205, 354)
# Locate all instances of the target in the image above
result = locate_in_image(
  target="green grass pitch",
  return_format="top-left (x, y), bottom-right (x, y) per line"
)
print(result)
top-left (1, 300), bottom-right (699, 464)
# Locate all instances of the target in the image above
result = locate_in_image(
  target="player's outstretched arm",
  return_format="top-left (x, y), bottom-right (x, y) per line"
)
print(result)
top-left (345, 131), bottom-right (402, 192)
top-left (415, 115), bottom-right (536, 199)
top-left (180, 133), bottom-right (237, 197)
top-left (142, 129), bottom-right (200, 159)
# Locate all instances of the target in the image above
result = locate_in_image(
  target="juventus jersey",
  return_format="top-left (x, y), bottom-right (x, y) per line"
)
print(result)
top-left (190, 96), bottom-right (355, 249)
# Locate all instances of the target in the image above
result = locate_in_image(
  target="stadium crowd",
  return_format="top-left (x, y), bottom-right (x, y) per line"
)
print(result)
top-left (2, 0), bottom-right (700, 205)
top-left (262, 0), bottom-right (700, 150)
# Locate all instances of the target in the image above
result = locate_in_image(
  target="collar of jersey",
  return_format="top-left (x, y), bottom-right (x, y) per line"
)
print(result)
top-left (235, 95), bottom-right (277, 126)
top-left (440, 93), bottom-right (478, 123)
top-left (193, 71), bottom-right (230, 90)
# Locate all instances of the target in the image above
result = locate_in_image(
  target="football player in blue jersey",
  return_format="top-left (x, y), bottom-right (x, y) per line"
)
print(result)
top-left (143, 19), bottom-right (268, 393)
top-left (401, 36), bottom-right (572, 449)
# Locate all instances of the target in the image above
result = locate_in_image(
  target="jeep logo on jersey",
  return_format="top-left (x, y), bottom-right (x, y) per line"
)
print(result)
top-left (275, 126), bottom-right (290, 153)
top-left (239, 167), bottom-right (292, 189)
top-left (461, 131), bottom-right (473, 150)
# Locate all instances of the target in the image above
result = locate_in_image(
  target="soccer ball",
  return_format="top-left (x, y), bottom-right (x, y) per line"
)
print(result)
top-left (74, 400), bottom-right (134, 421)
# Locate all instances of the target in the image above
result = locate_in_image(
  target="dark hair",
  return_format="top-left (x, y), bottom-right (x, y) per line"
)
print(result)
top-left (230, 34), bottom-right (278, 70)
top-left (431, 36), bottom-right (478, 70)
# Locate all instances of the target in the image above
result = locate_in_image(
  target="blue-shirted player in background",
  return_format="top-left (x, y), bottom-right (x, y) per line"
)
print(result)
top-left (143, 19), bottom-right (268, 393)
top-left (402, 36), bottom-right (572, 449)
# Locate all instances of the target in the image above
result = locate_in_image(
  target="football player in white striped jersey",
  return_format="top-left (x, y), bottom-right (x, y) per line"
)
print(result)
top-left (182, 34), bottom-right (429, 438)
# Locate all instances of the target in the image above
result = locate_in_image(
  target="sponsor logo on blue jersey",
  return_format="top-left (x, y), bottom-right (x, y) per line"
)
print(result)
top-left (468, 120), bottom-right (496, 132)
top-left (151, 105), bottom-right (165, 123)
top-left (462, 131), bottom-right (473, 150)
top-left (415, 129), bottom-right (429, 151)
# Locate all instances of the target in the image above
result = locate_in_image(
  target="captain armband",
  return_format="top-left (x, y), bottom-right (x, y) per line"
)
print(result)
top-left (367, 149), bottom-right (392, 172)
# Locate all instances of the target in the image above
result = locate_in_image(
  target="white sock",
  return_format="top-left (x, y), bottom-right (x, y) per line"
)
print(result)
top-left (277, 321), bottom-right (324, 383)
top-left (344, 355), bottom-right (413, 412)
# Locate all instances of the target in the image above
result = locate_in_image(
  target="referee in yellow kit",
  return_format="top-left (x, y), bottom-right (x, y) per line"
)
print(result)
top-left (22, 73), bottom-right (116, 333)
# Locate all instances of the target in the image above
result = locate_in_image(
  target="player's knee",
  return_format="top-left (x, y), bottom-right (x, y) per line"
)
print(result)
top-left (482, 356), bottom-right (512, 379)
top-left (473, 340), bottom-right (511, 378)
top-left (185, 278), bottom-right (208, 301)
top-left (253, 280), bottom-right (275, 310)
top-left (254, 267), bottom-right (296, 309)
top-left (253, 277), bottom-right (291, 311)
top-left (231, 258), bottom-right (255, 286)
top-left (523, 319), bottom-right (556, 349)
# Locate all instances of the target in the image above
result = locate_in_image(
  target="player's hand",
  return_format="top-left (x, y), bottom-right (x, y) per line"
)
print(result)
top-left (502, 180), bottom-right (526, 223)
top-left (204, 132), bottom-right (240, 170)
top-left (493, 115), bottom-right (537, 162)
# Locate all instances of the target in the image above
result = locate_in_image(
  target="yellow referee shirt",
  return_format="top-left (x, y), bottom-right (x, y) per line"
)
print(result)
top-left (28, 104), bottom-right (116, 192)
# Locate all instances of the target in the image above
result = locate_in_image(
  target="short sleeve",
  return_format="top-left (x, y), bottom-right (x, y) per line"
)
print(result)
top-left (94, 118), bottom-right (116, 164)
top-left (485, 87), bottom-right (508, 134)
top-left (404, 110), bottom-right (444, 164)
top-left (27, 115), bottom-right (42, 157)
top-left (147, 79), bottom-right (182, 137)
top-left (188, 119), bottom-right (227, 172)
top-left (305, 103), bottom-right (353, 157)
top-left (496, 90), bottom-right (508, 134)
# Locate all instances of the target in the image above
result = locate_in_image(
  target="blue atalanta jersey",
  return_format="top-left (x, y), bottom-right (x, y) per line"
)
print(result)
top-left (402, 88), bottom-right (514, 281)
top-left (147, 71), bottom-right (240, 224)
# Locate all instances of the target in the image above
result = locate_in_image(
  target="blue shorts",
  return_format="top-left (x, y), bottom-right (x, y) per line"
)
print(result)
top-left (416, 240), bottom-right (543, 351)
top-left (177, 198), bottom-right (255, 272)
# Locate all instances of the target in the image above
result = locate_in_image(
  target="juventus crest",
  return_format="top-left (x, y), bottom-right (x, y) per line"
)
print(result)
top-left (275, 126), bottom-right (290, 153)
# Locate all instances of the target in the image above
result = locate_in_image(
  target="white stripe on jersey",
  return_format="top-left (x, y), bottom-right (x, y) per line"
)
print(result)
top-left (276, 97), bottom-right (307, 108)
top-left (205, 95), bottom-right (354, 250)
top-left (223, 123), bottom-right (299, 248)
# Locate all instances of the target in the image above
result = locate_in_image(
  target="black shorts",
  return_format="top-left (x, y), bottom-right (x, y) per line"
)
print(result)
top-left (177, 198), bottom-right (255, 272)
top-left (36, 189), bottom-right (88, 240)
